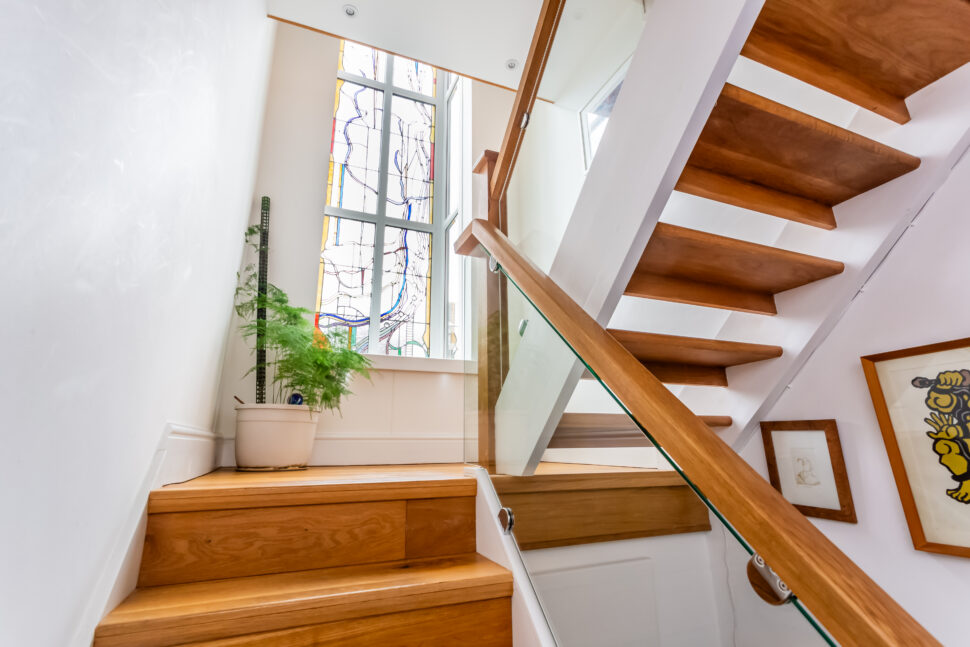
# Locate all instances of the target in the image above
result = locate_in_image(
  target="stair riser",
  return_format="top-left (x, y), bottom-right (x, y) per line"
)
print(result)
top-left (181, 598), bottom-right (513, 647)
top-left (138, 496), bottom-right (475, 587)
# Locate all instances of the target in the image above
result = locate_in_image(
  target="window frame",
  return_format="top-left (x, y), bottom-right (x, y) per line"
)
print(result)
top-left (579, 58), bottom-right (631, 170)
top-left (321, 44), bottom-right (454, 358)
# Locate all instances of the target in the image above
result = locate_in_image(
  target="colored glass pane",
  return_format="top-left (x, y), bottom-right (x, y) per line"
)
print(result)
top-left (386, 96), bottom-right (434, 223)
top-left (392, 56), bottom-right (436, 96)
top-left (328, 81), bottom-right (383, 214)
top-left (316, 217), bottom-right (375, 353)
top-left (338, 41), bottom-right (387, 80)
top-left (378, 226), bottom-right (431, 356)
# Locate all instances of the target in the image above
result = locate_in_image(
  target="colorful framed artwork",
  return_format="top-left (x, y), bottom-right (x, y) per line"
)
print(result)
top-left (760, 419), bottom-right (857, 523)
top-left (861, 338), bottom-right (970, 558)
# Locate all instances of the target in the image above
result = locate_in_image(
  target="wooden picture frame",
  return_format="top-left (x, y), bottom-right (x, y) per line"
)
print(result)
top-left (760, 419), bottom-right (857, 523)
top-left (861, 337), bottom-right (970, 558)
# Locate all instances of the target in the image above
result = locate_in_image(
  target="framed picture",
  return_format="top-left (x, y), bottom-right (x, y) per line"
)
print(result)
top-left (760, 419), bottom-right (857, 523)
top-left (861, 337), bottom-right (970, 558)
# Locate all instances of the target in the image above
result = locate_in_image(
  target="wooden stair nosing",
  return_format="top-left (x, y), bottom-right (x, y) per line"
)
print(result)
top-left (676, 164), bottom-right (837, 229)
top-left (626, 272), bottom-right (778, 316)
top-left (632, 222), bottom-right (844, 301)
top-left (609, 329), bottom-right (784, 368)
top-left (741, 36), bottom-right (911, 125)
top-left (95, 555), bottom-right (511, 647)
top-left (185, 598), bottom-right (513, 647)
top-left (687, 83), bottom-right (920, 206)
top-left (147, 476), bottom-right (477, 514)
top-left (643, 362), bottom-right (728, 387)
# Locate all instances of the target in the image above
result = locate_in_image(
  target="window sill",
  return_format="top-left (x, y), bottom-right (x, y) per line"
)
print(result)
top-left (363, 354), bottom-right (470, 374)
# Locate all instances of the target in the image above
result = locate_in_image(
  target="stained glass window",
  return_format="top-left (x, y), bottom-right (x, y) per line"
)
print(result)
top-left (317, 41), bottom-right (459, 358)
top-left (317, 217), bottom-right (374, 353)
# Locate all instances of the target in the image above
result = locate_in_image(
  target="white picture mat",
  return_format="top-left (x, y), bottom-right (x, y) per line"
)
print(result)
top-left (875, 347), bottom-right (970, 546)
top-left (772, 430), bottom-right (841, 510)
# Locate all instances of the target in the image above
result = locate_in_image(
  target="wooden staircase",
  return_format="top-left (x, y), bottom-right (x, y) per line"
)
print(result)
top-left (95, 466), bottom-right (512, 647)
top-left (604, 1), bottom-right (945, 435)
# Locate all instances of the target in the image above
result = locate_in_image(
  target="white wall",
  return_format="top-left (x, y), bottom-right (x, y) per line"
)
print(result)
top-left (0, 2), bottom-right (275, 645)
top-left (735, 148), bottom-right (970, 645)
top-left (523, 532), bottom-right (727, 646)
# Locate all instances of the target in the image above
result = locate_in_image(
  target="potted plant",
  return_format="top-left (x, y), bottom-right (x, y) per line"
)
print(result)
top-left (233, 222), bottom-right (370, 471)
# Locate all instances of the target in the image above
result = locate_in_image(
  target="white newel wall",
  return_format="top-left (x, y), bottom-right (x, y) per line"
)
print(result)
top-left (0, 3), bottom-right (275, 646)
top-left (733, 149), bottom-right (970, 645)
top-left (214, 23), bottom-right (511, 463)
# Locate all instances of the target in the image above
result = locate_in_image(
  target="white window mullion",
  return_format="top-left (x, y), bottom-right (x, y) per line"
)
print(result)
top-left (367, 57), bottom-right (396, 354)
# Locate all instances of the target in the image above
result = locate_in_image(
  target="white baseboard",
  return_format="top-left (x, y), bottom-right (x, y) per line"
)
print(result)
top-left (219, 435), bottom-right (464, 466)
top-left (71, 422), bottom-right (217, 646)
top-left (541, 447), bottom-right (661, 469)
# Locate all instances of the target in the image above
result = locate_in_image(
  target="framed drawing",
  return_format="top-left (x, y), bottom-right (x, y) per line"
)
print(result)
top-left (861, 337), bottom-right (970, 558)
top-left (760, 419), bottom-right (857, 523)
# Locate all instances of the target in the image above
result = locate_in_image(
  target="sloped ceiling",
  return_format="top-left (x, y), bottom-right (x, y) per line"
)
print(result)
top-left (267, 0), bottom-right (542, 88)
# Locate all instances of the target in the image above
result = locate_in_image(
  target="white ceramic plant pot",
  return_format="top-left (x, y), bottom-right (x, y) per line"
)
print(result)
top-left (234, 404), bottom-right (319, 471)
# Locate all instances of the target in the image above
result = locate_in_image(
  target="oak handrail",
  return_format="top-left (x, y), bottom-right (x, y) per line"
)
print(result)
top-left (489, 0), bottom-right (566, 202)
top-left (455, 217), bottom-right (938, 647)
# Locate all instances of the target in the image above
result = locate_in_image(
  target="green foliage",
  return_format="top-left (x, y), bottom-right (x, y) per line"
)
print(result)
top-left (235, 225), bottom-right (370, 411)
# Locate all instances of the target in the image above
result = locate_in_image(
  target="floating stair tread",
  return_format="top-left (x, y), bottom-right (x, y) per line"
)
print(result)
top-left (609, 329), bottom-right (782, 368)
top-left (676, 165), bottom-right (837, 229)
top-left (744, 0), bottom-right (970, 123)
top-left (149, 464), bottom-right (476, 513)
top-left (685, 83), bottom-right (920, 206)
top-left (549, 413), bottom-right (732, 448)
top-left (95, 554), bottom-right (511, 647)
top-left (631, 222), bottom-right (844, 296)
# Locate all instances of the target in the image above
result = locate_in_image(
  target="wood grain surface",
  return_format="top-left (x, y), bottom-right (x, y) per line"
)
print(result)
top-left (185, 598), bottom-right (512, 647)
top-left (97, 555), bottom-right (512, 647)
top-left (744, 0), bottom-right (970, 123)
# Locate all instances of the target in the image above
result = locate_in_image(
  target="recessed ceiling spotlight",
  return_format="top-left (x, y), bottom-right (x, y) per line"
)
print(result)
top-left (505, 59), bottom-right (518, 71)
top-left (343, 4), bottom-right (358, 17)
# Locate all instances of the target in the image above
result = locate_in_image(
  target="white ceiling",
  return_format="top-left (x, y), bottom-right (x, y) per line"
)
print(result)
top-left (266, 0), bottom-right (542, 88)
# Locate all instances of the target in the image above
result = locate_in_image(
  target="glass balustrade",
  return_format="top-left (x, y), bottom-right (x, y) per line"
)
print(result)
top-left (462, 245), bottom-right (835, 647)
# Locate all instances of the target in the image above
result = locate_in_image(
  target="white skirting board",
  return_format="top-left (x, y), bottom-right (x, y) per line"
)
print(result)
top-left (71, 423), bottom-right (218, 647)
top-left (541, 447), bottom-right (662, 469)
top-left (218, 435), bottom-right (465, 466)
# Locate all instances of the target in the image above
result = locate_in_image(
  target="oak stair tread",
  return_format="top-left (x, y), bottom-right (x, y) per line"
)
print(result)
top-left (743, 0), bottom-right (970, 124)
top-left (549, 412), bottom-right (732, 448)
top-left (94, 554), bottom-right (511, 647)
top-left (149, 464), bottom-right (476, 513)
top-left (626, 222), bottom-right (844, 314)
top-left (675, 83), bottom-right (920, 227)
top-left (608, 329), bottom-right (782, 386)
